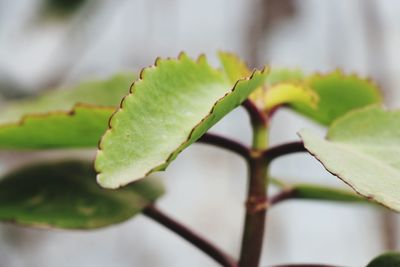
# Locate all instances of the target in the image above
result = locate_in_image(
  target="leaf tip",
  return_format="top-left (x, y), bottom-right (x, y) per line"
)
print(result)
top-left (196, 53), bottom-right (207, 64)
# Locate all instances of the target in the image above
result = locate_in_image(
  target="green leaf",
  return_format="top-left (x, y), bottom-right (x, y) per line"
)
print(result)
top-left (0, 105), bottom-right (113, 149)
top-left (0, 161), bottom-right (163, 229)
top-left (293, 71), bottom-right (382, 125)
top-left (0, 73), bottom-right (133, 149)
top-left (293, 184), bottom-right (367, 203)
top-left (299, 106), bottom-right (400, 212)
top-left (218, 51), bottom-right (251, 83)
top-left (265, 68), bottom-right (304, 86)
top-left (263, 83), bottom-right (318, 112)
top-left (0, 73), bottom-right (133, 124)
top-left (96, 53), bottom-right (267, 188)
top-left (41, 0), bottom-right (87, 18)
top-left (217, 52), bottom-right (312, 112)
top-left (367, 252), bottom-right (400, 267)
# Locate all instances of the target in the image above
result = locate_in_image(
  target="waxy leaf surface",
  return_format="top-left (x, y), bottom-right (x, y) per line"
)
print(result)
top-left (96, 54), bottom-right (267, 188)
top-left (0, 73), bottom-right (133, 148)
top-left (293, 71), bottom-right (382, 125)
top-left (0, 161), bottom-right (163, 229)
top-left (299, 106), bottom-right (400, 211)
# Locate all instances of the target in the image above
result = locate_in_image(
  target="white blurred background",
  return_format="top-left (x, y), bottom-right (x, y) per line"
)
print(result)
top-left (0, 0), bottom-right (399, 266)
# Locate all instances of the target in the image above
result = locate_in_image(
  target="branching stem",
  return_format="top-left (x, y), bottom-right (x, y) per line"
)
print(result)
top-left (269, 188), bottom-right (297, 206)
top-left (263, 141), bottom-right (306, 162)
top-left (198, 133), bottom-right (251, 160)
top-left (143, 205), bottom-right (237, 267)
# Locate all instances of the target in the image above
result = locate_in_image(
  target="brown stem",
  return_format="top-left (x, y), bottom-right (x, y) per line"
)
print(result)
top-left (239, 117), bottom-right (269, 267)
top-left (143, 205), bottom-right (237, 267)
top-left (197, 133), bottom-right (251, 160)
top-left (263, 141), bottom-right (306, 162)
top-left (239, 156), bottom-right (268, 267)
top-left (242, 99), bottom-right (267, 126)
top-left (269, 188), bottom-right (297, 206)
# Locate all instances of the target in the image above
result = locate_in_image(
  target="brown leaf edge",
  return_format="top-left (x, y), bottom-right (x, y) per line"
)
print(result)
top-left (217, 50), bottom-right (252, 77)
top-left (0, 104), bottom-right (115, 144)
top-left (304, 69), bottom-right (384, 102)
top-left (298, 109), bottom-right (400, 213)
top-left (95, 52), bottom-right (269, 188)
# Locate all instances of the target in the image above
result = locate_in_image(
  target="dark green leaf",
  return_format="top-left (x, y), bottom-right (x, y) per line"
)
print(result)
top-left (367, 252), bottom-right (400, 267)
top-left (0, 161), bottom-right (163, 229)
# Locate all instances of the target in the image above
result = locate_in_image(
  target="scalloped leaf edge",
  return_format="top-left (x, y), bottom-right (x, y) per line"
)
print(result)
top-left (0, 103), bottom-right (115, 130)
top-left (95, 53), bottom-right (268, 188)
top-left (298, 106), bottom-right (400, 212)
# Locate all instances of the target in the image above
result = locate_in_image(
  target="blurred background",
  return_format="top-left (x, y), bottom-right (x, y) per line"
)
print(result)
top-left (0, 0), bottom-right (399, 266)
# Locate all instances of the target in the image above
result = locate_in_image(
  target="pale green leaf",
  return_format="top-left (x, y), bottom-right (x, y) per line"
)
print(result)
top-left (263, 83), bottom-right (318, 112)
top-left (299, 106), bottom-right (400, 211)
top-left (218, 51), bottom-right (251, 83)
top-left (293, 71), bottom-right (382, 125)
top-left (0, 73), bottom-right (133, 149)
top-left (265, 68), bottom-right (304, 86)
top-left (367, 252), bottom-right (400, 267)
top-left (0, 161), bottom-right (163, 229)
top-left (96, 53), bottom-right (268, 188)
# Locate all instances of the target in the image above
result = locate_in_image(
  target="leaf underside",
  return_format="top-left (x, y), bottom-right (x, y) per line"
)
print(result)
top-left (0, 73), bottom-right (133, 149)
top-left (299, 106), bottom-right (400, 212)
top-left (0, 161), bottom-right (163, 229)
top-left (96, 53), bottom-right (268, 188)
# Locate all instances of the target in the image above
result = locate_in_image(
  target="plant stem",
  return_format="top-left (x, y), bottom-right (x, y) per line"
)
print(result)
top-left (268, 184), bottom-right (368, 208)
top-left (239, 122), bottom-right (269, 267)
top-left (143, 205), bottom-right (237, 267)
top-left (252, 123), bottom-right (268, 149)
top-left (197, 133), bottom-right (251, 160)
top-left (269, 188), bottom-right (297, 206)
top-left (263, 141), bottom-right (305, 162)
top-left (243, 100), bottom-right (267, 126)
